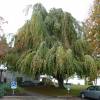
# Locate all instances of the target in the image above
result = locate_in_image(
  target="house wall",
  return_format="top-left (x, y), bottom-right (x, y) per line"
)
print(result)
top-left (2, 70), bottom-right (34, 83)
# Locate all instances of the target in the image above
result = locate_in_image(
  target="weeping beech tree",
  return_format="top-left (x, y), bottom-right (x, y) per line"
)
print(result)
top-left (5, 3), bottom-right (97, 87)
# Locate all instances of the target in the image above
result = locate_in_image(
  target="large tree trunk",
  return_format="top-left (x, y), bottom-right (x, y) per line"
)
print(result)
top-left (84, 77), bottom-right (89, 85)
top-left (56, 74), bottom-right (64, 88)
top-left (0, 70), bottom-right (3, 83)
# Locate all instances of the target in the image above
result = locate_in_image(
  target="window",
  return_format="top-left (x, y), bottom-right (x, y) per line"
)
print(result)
top-left (96, 86), bottom-right (100, 91)
top-left (87, 86), bottom-right (96, 91)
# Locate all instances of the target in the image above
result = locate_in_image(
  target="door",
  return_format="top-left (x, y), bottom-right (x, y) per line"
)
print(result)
top-left (85, 86), bottom-right (96, 99)
top-left (94, 86), bottom-right (100, 99)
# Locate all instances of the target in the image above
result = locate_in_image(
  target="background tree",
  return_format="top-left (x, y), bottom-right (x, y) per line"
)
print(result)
top-left (0, 35), bottom-right (9, 62)
top-left (0, 16), bottom-right (8, 34)
top-left (85, 0), bottom-right (100, 57)
top-left (0, 16), bottom-right (8, 59)
top-left (84, 0), bottom-right (100, 80)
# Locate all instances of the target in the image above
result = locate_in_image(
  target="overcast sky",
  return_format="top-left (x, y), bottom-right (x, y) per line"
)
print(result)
top-left (0, 0), bottom-right (93, 35)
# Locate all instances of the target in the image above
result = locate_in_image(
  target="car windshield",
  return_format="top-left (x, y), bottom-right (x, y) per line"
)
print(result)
top-left (87, 86), bottom-right (95, 90)
top-left (87, 86), bottom-right (100, 91)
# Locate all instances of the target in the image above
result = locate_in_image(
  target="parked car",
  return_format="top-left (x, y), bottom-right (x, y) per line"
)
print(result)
top-left (20, 81), bottom-right (35, 87)
top-left (80, 85), bottom-right (100, 100)
top-left (20, 80), bottom-right (43, 87)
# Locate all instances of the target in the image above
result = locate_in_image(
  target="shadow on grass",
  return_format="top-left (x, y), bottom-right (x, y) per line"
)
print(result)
top-left (23, 85), bottom-right (88, 96)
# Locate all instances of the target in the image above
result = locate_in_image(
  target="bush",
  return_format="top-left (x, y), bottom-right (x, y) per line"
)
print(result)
top-left (42, 78), bottom-right (54, 86)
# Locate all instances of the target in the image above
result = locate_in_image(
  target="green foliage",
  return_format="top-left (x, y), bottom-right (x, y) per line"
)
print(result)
top-left (62, 12), bottom-right (77, 46)
top-left (64, 49), bottom-right (75, 77)
top-left (72, 39), bottom-right (97, 82)
top-left (5, 52), bottom-right (19, 71)
top-left (32, 3), bottom-right (47, 20)
top-left (30, 12), bottom-right (48, 38)
top-left (96, 58), bottom-right (100, 69)
top-left (83, 55), bottom-right (97, 80)
top-left (56, 45), bottom-right (65, 74)
top-left (16, 50), bottom-right (35, 75)
top-left (44, 43), bottom-right (57, 75)
top-left (31, 42), bottom-right (48, 76)
top-left (45, 8), bottom-right (63, 37)
top-left (72, 39), bottom-right (92, 60)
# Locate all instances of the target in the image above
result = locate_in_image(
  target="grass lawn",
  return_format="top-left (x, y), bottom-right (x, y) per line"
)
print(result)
top-left (70, 85), bottom-right (88, 96)
top-left (4, 87), bottom-right (27, 96)
top-left (24, 85), bottom-right (88, 96)
top-left (2, 83), bottom-right (88, 96)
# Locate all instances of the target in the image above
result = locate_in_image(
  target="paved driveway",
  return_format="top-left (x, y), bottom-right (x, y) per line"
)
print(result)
top-left (0, 96), bottom-right (88, 100)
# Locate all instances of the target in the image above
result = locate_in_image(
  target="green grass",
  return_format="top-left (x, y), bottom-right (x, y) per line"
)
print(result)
top-left (70, 85), bottom-right (88, 96)
top-left (4, 86), bottom-right (27, 96)
top-left (24, 85), bottom-right (88, 96)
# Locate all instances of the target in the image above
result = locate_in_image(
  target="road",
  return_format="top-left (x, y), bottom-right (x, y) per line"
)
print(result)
top-left (0, 96), bottom-right (88, 100)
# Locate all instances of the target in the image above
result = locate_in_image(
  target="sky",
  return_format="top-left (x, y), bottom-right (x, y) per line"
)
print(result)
top-left (0, 0), bottom-right (94, 35)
